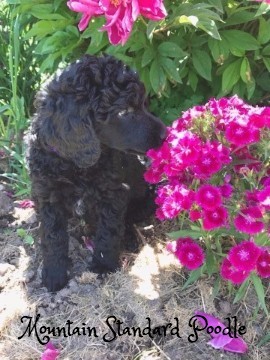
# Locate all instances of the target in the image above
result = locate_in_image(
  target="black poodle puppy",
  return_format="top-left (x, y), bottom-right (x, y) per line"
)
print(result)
top-left (28, 54), bottom-right (166, 292)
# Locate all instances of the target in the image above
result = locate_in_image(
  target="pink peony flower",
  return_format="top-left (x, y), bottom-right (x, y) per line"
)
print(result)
top-left (67, 0), bottom-right (104, 31)
top-left (68, 0), bottom-right (167, 45)
top-left (234, 206), bottom-right (264, 235)
top-left (175, 238), bottom-right (205, 270)
top-left (138, 0), bottom-right (167, 20)
top-left (228, 240), bottom-right (262, 271)
top-left (220, 258), bottom-right (251, 284)
top-left (196, 184), bottom-right (222, 210)
top-left (202, 206), bottom-right (228, 231)
top-left (256, 250), bottom-right (270, 278)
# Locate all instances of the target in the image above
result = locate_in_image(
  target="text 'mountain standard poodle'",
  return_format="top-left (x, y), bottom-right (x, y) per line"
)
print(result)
top-left (28, 54), bottom-right (167, 292)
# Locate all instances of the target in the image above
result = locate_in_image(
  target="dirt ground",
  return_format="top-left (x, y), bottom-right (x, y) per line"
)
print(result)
top-left (0, 187), bottom-right (269, 360)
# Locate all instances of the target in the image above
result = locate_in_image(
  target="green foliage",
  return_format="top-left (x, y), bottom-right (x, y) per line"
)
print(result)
top-left (8, 0), bottom-right (270, 123)
top-left (17, 228), bottom-right (35, 245)
top-left (0, 2), bottom-right (42, 196)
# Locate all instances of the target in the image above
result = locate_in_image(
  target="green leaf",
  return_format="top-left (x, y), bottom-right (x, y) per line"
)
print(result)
top-left (149, 59), bottom-right (166, 94)
top-left (24, 235), bottom-right (35, 245)
top-left (24, 20), bottom-right (71, 40)
top-left (192, 49), bottom-right (212, 81)
top-left (168, 229), bottom-right (202, 240)
top-left (220, 30), bottom-right (260, 51)
top-left (17, 228), bottom-right (26, 238)
top-left (251, 273), bottom-right (268, 315)
top-left (188, 70), bottom-right (198, 92)
top-left (205, 248), bottom-right (216, 275)
top-left (158, 42), bottom-right (187, 58)
top-left (146, 21), bottom-right (158, 41)
top-left (258, 18), bottom-right (270, 45)
top-left (263, 57), bottom-right (270, 72)
top-left (182, 266), bottom-right (203, 290)
top-left (233, 279), bottom-right (249, 303)
top-left (141, 48), bottom-right (155, 67)
top-left (221, 58), bottom-right (242, 93)
top-left (208, 38), bottom-right (229, 64)
top-left (197, 19), bottom-right (221, 40)
top-left (30, 5), bottom-right (66, 20)
top-left (255, 2), bottom-right (270, 17)
top-left (161, 57), bottom-right (182, 83)
top-left (240, 57), bottom-right (252, 84)
top-left (262, 44), bottom-right (270, 56)
top-left (255, 233), bottom-right (270, 246)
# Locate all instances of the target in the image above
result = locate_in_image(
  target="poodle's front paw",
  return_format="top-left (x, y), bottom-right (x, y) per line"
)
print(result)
top-left (42, 263), bottom-right (68, 292)
top-left (90, 254), bottom-right (119, 274)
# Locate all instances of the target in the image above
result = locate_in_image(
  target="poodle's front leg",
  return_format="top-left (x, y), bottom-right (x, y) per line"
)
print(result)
top-left (92, 190), bottom-right (128, 272)
top-left (39, 202), bottom-right (69, 291)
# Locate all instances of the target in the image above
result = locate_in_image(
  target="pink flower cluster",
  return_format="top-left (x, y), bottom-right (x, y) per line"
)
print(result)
top-left (221, 241), bottom-right (270, 284)
top-left (67, 0), bottom-right (167, 45)
top-left (145, 95), bottom-right (270, 235)
top-left (167, 237), bottom-right (205, 270)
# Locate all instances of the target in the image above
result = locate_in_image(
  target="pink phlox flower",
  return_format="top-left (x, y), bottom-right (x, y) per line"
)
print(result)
top-left (220, 257), bottom-right (251, 284)
top-left (181, 105), bottom-right (206, 123)
top-left (193, 144), bottom-right (222, 179)
top-left (257, 186), bottom-right (270, 211)
top-left (220, 184), bottom-right (233, 198)
top-left (41, 342), bottom-right (60, 360)
top-left (234, 206), bottom-right (264, 234)
top-left (189, 208), bottom-right (201, 221)
top-left (228, 240), bottom-right (262, 271)
top-left (256, 250), bottom-right (270, 278)
top-left (170, 130), bottom-right (202, 165)
top-left (175, 237), bottom-right (205, 270)
top-left (144, 142), bottom-right (170, 183)
top-left (67, 0), bottom-right (104, 31)
top-left (202, 206), bottom-right (228, 231)
top-left (196, 184), bottom-right (222, 210)
top-left (245, 190), bottom-right (259, 206)
top-left (155, 184), bottom-right (194, 219)
top-left (194, 311), bottom-right (248, 353)
top-left (260, 176), bottom-right (270, 187)
top-left (225, 120), bottom-right (260, 146)
top-left (165, 240), bottom-right (177, 253)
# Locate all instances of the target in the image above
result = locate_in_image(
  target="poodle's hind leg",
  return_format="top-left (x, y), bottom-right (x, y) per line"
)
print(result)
top-left (39, 202), bottom-right (70, 291)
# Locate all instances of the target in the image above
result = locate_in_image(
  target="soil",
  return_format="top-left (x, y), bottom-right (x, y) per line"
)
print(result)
top-left (0, 187), bottom-right (269, 360)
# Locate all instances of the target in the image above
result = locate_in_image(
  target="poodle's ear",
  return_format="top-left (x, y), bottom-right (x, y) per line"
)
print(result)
top-left (37, 95), bottom-right (101, 168)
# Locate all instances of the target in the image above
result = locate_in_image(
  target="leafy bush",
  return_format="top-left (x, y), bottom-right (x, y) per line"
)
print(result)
top-left (9, 0), bottom-right (270, 124)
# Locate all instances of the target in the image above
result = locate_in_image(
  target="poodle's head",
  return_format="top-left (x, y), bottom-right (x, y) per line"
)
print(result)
top-left (34, 55), bottom-right (167, 168)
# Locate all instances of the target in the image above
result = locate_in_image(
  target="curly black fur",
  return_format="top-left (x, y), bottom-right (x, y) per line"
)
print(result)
top-left (28, 54), bottom-right (166, 292)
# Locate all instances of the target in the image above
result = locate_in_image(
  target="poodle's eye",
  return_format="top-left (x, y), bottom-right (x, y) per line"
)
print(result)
top-left (118, 107), bottom-right (134, 117)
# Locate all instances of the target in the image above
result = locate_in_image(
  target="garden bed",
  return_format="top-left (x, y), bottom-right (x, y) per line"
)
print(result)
top-left (0, 189), bottom-right (269, 360)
